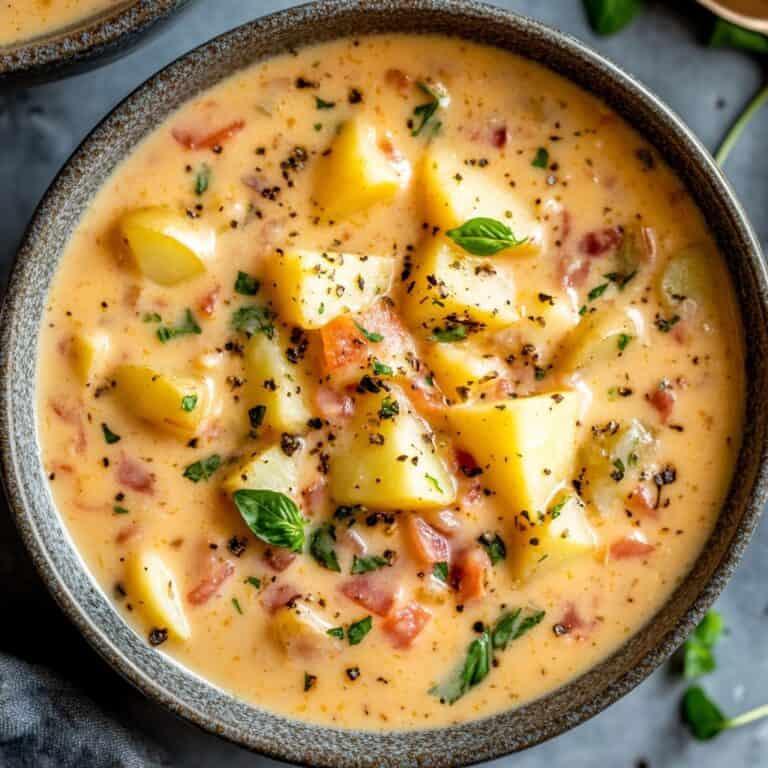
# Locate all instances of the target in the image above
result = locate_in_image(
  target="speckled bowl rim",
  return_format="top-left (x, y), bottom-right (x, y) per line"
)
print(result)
top-left (2, 2), bottom-right (767, 767)
top-left (0, 0), bottom-right (191, 82)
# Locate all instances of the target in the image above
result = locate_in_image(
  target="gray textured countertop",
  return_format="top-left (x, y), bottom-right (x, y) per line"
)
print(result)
top-left (1, 2), bottom-right (767, 767)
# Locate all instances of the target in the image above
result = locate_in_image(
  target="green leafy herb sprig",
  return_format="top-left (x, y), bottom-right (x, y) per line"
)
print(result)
top-left (234, 489), bottom-right (307, 552)
top-left (446, 217), bottom-right (528, 256)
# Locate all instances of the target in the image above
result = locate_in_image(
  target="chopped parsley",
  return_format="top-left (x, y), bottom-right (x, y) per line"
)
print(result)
top-left (655, 314), bottom-right (681, 333)
top-left (549, 496), bottom-right (569, 519)
top-left (354, 321), bottom-right (383, 343)
top-left (315, 96), bottom-right (336, 109)
top-left (347, 616), bottom-right (373, 646)
top-left (248, 405), bottom-right (267, 429)
top-left (617, 333), bottom-right (632, 351)
top-left (411, 81), bottom-right (445, 137)
top-left (231, 305), bottom-right (275, 338)
top-left (181, 394), bottom-right (198, 412)
top-left (327, 627), bottom-right (345, 640)
top-left (587, 282), bottom-right (610, 301)
top-left (101, 423), bottom-right (121, 444)
top-left (194, 163), bottom-right (211, 195)
top-left (113, 505), bottom-right (130, 515)
top-left (351, 554), bottom-right (391, 574)
top-left (531, 147), bottom-right (549, 168)
top-left (245, 576), bottom-right (261, 589)
top-left (157, 309), bottom-right (202, 343)
top-left (231, 597), bottom-right (243, 615)
top-left (425, 473), bottom-right (443, 493)
top-left (234, 271), bottom-right (260, 295)
top-left (309, 522), bottom-right (341, 572)
top-left (478, 532), bottom-right (507, 565)
top-left (372, 359), bottom-right (393, 376)
top-left (142, 312), bottom-right (161, 323)
top-left (430, 325), bottom-right (468, 343)
top-left (433, 561), bottom-right (449, 583)
top-left (183, 454), bottom-right (222, 482)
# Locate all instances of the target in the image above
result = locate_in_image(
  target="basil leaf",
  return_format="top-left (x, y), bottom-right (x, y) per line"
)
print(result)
top-left (231, 305), bottom-right (275, 338)
top-left (655, 314), bottom-right (681, 333)
top-left (683, 611), bottom-right (723, 679)
top-left (234, 271), bottom-right (260, 296)
top-left (446, 217), bottom-right (527, 256)
top-left (588, 282), bottom-right (609, 301)
top-left (245, 576), bottom-right (261, 589)
top-left (411, 81), bottom-right (445, 137)
top-left (532, 147), bottom-right (549, 168)
top-left (101, 423), bottom-right (121, 444)
top-left (477, 532), bottom-right (506, 565)
top-left (309, 522), bottom-right (341, 572)
top-left (372, 359), bottom-right (393, 376)
top-left (378, 396), bottom-right (399, 420)
top-left (327, 626), bottom-right (344, 640)
top-left (315, 96), bottom-right (336, 109)
top-left (157, 309), bottom-right (202, 343)
top-left (354, 322), bottom-right (383, 343)
top-left (233, 489), bottom-right (307, 552)
top-left (113, 505), bottom-right (130, 515)
top-left (491, 608), bottom-right (545, 651)
top-left (194, 163), bottom-right (211, 195)
top-left (183, 454), bottom-right (222, 483)
top-left (181, 394), bottom-right (198, 412)
top-left (351, 554), bottom-right (390, 574)
top-left (709, 18), bottom-right (768, 54)
top-left (430, 325), bottom-right (468, 343)
top-left (617, 333), bottom-right (632, 351)
top-left (347, 615), bottom-right (373, 646)
top-left (583, 0), bottom-right (643, 35)
top-left (433, 561), bottom-right (449, 583)
top-left (682, 686), bottom-right (727, 740)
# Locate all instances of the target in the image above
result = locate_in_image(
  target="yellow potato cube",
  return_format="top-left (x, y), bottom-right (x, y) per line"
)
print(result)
top-left (558, 307), bottom-right (643, 373)
top-left (244, 331), bottom-right (313, 433)
top-left (267, 249), bottom-right (394, 329)
top-left (314, 119), bottom-right (407, 220)
top-left (509, 494), bottom-right (598, 582)
top-left (119, 206), bottom-right (215, 285)
top-left (658, 246), bottom-right (716, 312)
top-left (329, 388), bottom-right (455, 510)
top-left (513, 292), bottom-right (580, 357)
top-left (222, 443), bottom-right (300, 496)
top-left (403, 237), bottom-right (518, 333)
top-left (448, 390), bottom-right (583, 517)
top-left (272, 603), bottom-right (338, 658)
top-left (126, 550), bottom-right (190, 640)
top-left (424, 341), bottom-right (505, 403)
top-left (69, 330), bottom-right (111, 384)
top-left (420, 146), bottom-right (542, 254)
top-left (113, 364), bottom-right (212, 438)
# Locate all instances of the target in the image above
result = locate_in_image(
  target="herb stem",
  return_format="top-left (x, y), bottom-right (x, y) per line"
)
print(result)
top-left (725, 703), bottom-right (768, 730)
top-left (714, 82), bottom-right (768, 166)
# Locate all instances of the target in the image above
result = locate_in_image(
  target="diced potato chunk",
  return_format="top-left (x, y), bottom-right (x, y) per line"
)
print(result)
top-left (658, 246), bottom-right (715, 311)
top-left (272, 603), bottom-right (337, 658)
top-left (69, 330), bottom-right (110, 384)
top-left (222, 443), bottom-right (300, 496)
top-left (403, 237), bottom-right (518, 333)
top-left (448, 390), bottom-right (583, 516)
top-left (119, 206), bottom-right (215, 285)
top-left (267, 249), bottom-right (394, 329)
top-left (244, 331), bottom-right (313, 433)
top-left (558, 308), bottom-right (643, 373)
top-left (420, 146), bottom-right (542, 254)
top-left (424, 341), bottom-right (505, 403)
top-left (509, 494), bottom-right (598, 581)
top-left (314, 119), bottom-right (407, 219)
top-left (126, 550), bottom-right (190, 640)
top-left (113, 364), bottom-right (212, 438)
top-left (513, 293), bottom-right (580, 357)
top-left (329, 388), bottom-right (455, 509)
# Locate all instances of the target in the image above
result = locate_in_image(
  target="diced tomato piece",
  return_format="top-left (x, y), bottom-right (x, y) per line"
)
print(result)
top-left (187, 557), bottom-right (235, 605)
top-left (198, 286), bottom-right (220, 317)
top-left (405, 515), bottom-right (450, 565)
top-left (315, 384), bottom-right (355, 420)
top-left (263, 547), bottom-right (297, 572)
top-left (261, 582), bottom-right (301, 613)
top-left (648, 385), bottom-right (676, 423)
top-left (626, 485), bottom-right (657, 517)
top-left (172, 119), bottom-right (245, 150)
top-left (320, 316), bottom-right (368, 373)
top-left (383, 603), bottom-right (431, 649)
top-left (339, 574), bottom-right (396, 616)
top-left (117, 454), bottom-right (156, 495)
top-left (610, 536), bottom-right (655, 560)
top-left (579, 227), bottom-right (622, 257)
top-left (450, 547), bottom-right (490, 603)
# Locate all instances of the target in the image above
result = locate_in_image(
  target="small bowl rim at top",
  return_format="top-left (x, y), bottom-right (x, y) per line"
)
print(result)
top-left (1, 2), bottom-right (767, 766)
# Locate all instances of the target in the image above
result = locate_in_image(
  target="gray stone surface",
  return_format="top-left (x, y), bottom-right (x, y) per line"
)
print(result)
top-left (0, 1), bottom-right (767, 766)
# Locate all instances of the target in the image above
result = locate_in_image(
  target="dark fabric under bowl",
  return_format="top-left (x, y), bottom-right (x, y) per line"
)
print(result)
top-left (1, 2), bottom-right (767, 766)
top-left (0, 0), bottom-right (192, 85)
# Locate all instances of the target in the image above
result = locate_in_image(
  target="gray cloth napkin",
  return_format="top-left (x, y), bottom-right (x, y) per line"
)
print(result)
top-left (0, 653), bottom-right (169, 768)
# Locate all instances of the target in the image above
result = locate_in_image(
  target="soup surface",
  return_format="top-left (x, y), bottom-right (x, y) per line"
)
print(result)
top-left (0, 0), bottom-right (127, 46)
top-left (37, 35), bottom-right (744, 730)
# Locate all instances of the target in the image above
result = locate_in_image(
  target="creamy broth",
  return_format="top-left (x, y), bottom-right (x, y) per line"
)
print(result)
top-left (37, 35), bottom-right (744, 730)
top-left (0, 0), bottom-right (127, 45)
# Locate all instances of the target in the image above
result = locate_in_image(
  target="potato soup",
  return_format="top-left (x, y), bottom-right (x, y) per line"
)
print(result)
top-left (0, 0), bottom-right (125, 45)
top-left (37, 35), bottom-right (744, 730)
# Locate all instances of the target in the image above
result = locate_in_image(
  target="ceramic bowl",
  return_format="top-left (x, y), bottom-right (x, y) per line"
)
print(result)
top-left (0, 0), bottom-right (192, 84)
top-left (2, 2), bottom-right (767, 766)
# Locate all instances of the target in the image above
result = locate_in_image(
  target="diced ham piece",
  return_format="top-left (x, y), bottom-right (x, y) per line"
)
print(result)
top-left (610, 536), bottom-right (655, 560)
top-left (263, 547), bottom-right (297, 572)
top-left (187, 556), bottom-right (235, 605)
top-left (261, 582), bottom-right (301, 613)
top-left (405, 515), bottom-right (450, 565)
top-left (339, 574), bottom-right (396, 616)
top-left (198, 286), bottom-right (220, 317)
top-left (50, 400), bottom-right (87, 454)
top-left (383, 603), bottom-right (431, 649)
top-left (320, 316), bottom-right (368, 373)
top-left (117, 455), bottom-right (156, 495)
top-left (450, 547), bottom-right (490, 603)
top-left (648, 386), bottom-right (676, 423)
top-left (315, 385), bottom-right (355, 421)
top-left (579, 227), bottom-right (622, 256)
top-left (385, 68), bottom-right (412, 96)
top-left (115, 521), bottom-right (143, 544)
top-left (490, 125), bottom-right (508, 148)
top-left (626, 485), bottom-right (657, 518)
top-left (172, 119), bottom-right (245, 150)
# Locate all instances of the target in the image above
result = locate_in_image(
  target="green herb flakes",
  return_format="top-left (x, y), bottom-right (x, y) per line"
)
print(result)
top-left (183, 454), bottom-right (222, 483)
top-left (181, 394), bottom-right (198, 412)
top-left (347, 616), bottom-right (373, 646)
top-left (234, 271), bottom-right (260, 296)
top-left (157, 309), bottom-right (202, 343)
top-left (531, 147), bottom-right (549, 168)
top-left (101, 423), bottom-right (121, 444)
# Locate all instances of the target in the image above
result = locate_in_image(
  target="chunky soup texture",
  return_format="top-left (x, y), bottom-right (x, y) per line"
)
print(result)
top-left (0, 0), bottom-right (126, 45)
top-left (37, 35), bottom-right (744, 729)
